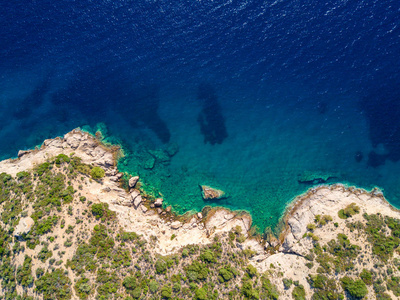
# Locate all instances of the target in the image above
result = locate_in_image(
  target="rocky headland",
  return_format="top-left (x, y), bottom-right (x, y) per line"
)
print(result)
top-left (0, 129), bottom-right (399, 299)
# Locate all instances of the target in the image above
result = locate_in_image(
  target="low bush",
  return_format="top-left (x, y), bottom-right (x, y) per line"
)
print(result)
top-left (90, 166), bottom-right (105, 179)
top-left (340, 276), bottom-right (368, 298)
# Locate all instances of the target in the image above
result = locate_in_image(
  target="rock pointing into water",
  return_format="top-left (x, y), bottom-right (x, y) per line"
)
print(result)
top-left (129, 176), bottom-right (139, 189)
top-left (17, 150), bottom-right (31, 158)
top-left (14, 217), bottom-right (34, 237)
top-left (200, 185), bottom-right (226, 200)
top-left (154, 198), bottom-right (163, 207)
top-left (130, 190), bottom-right (142, 208)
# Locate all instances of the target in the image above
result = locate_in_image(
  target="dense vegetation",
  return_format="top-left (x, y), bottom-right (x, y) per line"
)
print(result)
top-left (0, 154), bottom-right (107, 299)
top-left (0, 152), bottom-right (400, 299)
top-left (301, 207), bottom-right (400, 299)
top-left (0, 154), bottom-right (282, 300)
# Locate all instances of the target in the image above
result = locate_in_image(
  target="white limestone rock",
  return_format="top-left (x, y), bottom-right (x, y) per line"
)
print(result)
top-left (154, 198), bottom-right (163, 207)
top-left (133, 195), bottom-right (143, 209)
top-left (14, 217), bottom-right (34, 237)
top-left (171, 221), bottom-right (182, 230)
top-left (17, 150), bottom-right (31, 158)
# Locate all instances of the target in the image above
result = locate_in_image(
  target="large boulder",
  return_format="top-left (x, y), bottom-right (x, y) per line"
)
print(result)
top-left (130, 190), bottom-right (142, 208)
top-left (17, 150), bottom-right (31, 158)
top-left (129, 176), bottom-right (139, 188)
top-left (200, 185), bottom-right (226, 200)
top-left (154, 198), bottom-right (163, 207)
top-left (171, 221), bottom-right (182, 230)
top-left (14, 217), bottom-right (34, 237)
top-left (133, 195), bottom-right (143, 209)
top-left (130, 190), bottom-right (140, 201)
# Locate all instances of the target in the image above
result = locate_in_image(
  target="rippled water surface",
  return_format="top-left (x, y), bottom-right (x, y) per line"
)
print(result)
top-left (1, 0), bottom-right (400, 231)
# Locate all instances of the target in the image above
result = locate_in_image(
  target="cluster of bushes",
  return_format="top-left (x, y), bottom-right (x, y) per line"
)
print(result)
top-left (16, 255), bottom-right (33, 287)
top-left (0, 171), bottom-right (33, 226)
top-left (35, 268), bottom-right (71, 300)
top-left (3, 153), bottom-right (400, 300)
top-left (314, 214), bottom-right (333, 226)
top-left (338, 202), bottom-right (360, 219)
top-left (91, 203), bottom-right (116, 221)
top-left (326, 233), bottom-right (360, 272)
top-left (364, 213), bottom-right (400, 261)
top-left (308, 274), bottom-right (342, 299)
top-left (340, 276), bottom-right (368, 298)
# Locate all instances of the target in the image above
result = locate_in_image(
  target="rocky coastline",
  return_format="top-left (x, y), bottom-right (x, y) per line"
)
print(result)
top-left (1, 128), bottom-right (400, 299)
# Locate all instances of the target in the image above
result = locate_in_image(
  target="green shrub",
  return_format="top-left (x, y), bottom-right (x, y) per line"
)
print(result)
top-left (292, 284), bottom-right (306, 300)
top-left (246, 264), bottom-right (258, 278)
top-left (338, 203), bottom-right (360, 219)
top-left (35, 268), bottom-right (71, 300)
top-left (218, 265), bottom-right (238, 282)
top-left (308, 274), bottom-right (341, 300)
top-left (96, 268), bottom-right (120, 298)
top-left (36, 268), bottom-right (45, 278)
top-left (307, 223), bottom-right (316, 231)
top-left (55, 154), bottom-right (70, 166)
top-left (173, 282), bottom-right (181, 293)
top-left (91, 203), bottom-right (115, 220)
top-left (200, 249), bottom-right (216, 263)
top-left (35, 215), bottom-right (59, 235)
top-left (161, 285), bottom-right (172, 299)
top-left (185, 261), bottom-right (209, 282)
top-left (90, 167), bottom-right (105, 179)
top-left (282, 278), bottom-right (292, 289)
top-left (360, 269), bottom-right (373, 285)
top-left (38, 245), bottom-right (52, 262)
top-left (363, 214), bottom-right (400, 261)
top-left (340, 276), bottom-right (368, 299)
top-left (241, 280), bottom-right (259, 299)
top-left (195, 287), bottom-right (208, 300)
top-left (155, 258), bottom-right (168, 274)
top-left (74, 277), bottom-right (91, 299)
top-left (260, 274), bottom-right (279, 299)
top-left (387, 276), bottom-right (400, 296)
top-left (182, 248), bottom-right (189, 258)
top-left (123, 276), bottom-right (137, 291)
top-left (149, 280), bottom-right (158, 293)
top-left (16, 255), bottom-right (34, 287)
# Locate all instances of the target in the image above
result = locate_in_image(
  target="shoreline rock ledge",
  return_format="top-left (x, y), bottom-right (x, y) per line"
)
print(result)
top-left (200, 185), bottom-right (226, 200)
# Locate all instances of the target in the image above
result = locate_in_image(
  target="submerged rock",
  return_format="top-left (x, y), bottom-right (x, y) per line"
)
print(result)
top-left (297, 171), bottom-right (338, 184)
top-left (165, 143), bottom-right (179, 157)
top-left (200, 185), bottom-right (226, 200)
top-left (14, 217), bottom-right (34, 237)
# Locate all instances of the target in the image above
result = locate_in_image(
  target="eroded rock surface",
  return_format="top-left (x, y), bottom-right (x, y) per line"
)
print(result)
top-left (14, 217), bottom-right (34, 237)
top-left (200, 185), bottom-right (226, 200)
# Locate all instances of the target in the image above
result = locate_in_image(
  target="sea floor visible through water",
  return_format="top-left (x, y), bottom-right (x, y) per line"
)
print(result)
top-left (1, 72), bottom-right (400, 232)
top-left (76, 83), bottom-right (399, 233)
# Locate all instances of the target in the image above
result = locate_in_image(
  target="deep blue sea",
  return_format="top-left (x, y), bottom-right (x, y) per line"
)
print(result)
top-left (1, 0), bottom-right (400, 231)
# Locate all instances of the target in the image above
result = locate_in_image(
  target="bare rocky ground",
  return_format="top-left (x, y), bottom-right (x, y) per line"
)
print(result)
top-left (1, 129), bottom-right (400, 299)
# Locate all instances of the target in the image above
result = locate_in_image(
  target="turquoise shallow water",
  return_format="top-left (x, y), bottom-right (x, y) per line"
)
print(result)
top-left (1, 0), bottom-right (400, 232)
top-left (78, 82), bottom-right (392, 232)
top-left (0, 75), bottom-right (399, 233)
